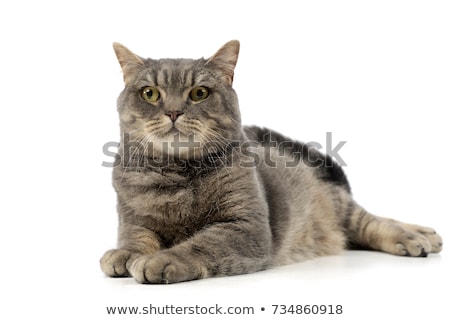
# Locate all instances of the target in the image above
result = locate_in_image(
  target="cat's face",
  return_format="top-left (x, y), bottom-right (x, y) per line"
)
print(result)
top-left (114, 41), bottom-right (241, 160)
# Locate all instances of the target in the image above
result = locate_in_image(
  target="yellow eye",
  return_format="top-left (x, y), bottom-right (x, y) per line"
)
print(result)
top-left (141, 86), bottom-right (160, 103)
top-left (190, 86), bottom-right (209, 102)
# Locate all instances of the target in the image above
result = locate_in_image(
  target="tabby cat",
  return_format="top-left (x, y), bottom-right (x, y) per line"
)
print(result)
top-left (100, 40), bottom-right (442, 284)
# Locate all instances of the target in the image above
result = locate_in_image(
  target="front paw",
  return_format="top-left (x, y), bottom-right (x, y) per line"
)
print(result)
top-left (100, 249), bottom-right (139, 277)
top-left (130, 252), bottom-right (204, 284)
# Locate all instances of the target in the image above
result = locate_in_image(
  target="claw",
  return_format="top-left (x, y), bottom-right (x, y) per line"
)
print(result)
top-left (419, 247), bottom-right (428, 258)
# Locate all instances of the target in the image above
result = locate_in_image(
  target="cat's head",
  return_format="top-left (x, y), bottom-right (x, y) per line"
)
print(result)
top-left (114, 41), bottom-right (241, 161)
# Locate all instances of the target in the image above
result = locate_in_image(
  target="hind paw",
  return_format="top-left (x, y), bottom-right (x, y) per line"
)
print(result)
top-left (393, 224), bottom-right (442, 257)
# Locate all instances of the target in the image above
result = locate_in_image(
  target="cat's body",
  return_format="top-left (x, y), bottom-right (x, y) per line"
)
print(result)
top-left (101, 41), bottom-right (442, 284)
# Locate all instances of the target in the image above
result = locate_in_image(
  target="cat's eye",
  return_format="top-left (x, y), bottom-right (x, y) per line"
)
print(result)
top-left (141, 86), bottom-right (160, 103)
top-left (190, 86), bottom-right (209, 102)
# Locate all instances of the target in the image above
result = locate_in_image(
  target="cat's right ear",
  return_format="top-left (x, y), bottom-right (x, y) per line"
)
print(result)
top-left (112, 43), bottom-right (145, 85)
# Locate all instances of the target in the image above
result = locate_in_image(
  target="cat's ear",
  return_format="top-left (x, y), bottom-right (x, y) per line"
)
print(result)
top-left (112, 43), bottom-right (145, 85)
top-left (206, 40), bottom-right (240, 85)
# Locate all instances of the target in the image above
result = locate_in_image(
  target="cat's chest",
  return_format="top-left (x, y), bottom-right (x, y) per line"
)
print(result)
top-left (114, 167), bottom-right (213, 219)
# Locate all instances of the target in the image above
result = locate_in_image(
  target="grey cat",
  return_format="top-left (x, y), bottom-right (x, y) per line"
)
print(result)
top-left (100, 40), bottom-right (443, 284)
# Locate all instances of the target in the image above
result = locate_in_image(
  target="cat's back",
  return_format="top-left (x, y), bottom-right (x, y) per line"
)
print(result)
top-left (243, 125), bottom-right (350, 192)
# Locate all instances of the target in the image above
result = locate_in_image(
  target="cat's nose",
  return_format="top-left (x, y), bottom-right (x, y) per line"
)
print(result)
top-left (165, 110), bottom-right (184, 122)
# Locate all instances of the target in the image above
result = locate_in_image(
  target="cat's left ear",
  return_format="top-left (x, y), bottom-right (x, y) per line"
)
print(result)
top-left (206, 40), bottom-right (240, 85)
top-left (113, 42), bottom-right (145, 85)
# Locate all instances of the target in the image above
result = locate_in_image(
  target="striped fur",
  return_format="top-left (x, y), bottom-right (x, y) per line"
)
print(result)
top-left (100, 41), bottom-right (442, 284)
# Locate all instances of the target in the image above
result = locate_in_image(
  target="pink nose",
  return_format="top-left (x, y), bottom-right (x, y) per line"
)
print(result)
top-left (165, 111), bottom-right (183, 122)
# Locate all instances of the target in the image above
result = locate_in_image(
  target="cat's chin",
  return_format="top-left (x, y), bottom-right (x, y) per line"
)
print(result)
top-left (150, 131), bottom-right (206, 160)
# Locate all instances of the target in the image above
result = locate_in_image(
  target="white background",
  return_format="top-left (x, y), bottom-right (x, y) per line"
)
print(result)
top-left (1, 1), bottom-right (449, 319)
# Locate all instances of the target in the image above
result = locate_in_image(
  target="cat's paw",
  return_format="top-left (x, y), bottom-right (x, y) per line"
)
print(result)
top-left (393, 225), bottom-right (443, 257)
top-left (130, 252), bottom-right (204, 284)
top-left (100, 249), bottom-right (140, 277)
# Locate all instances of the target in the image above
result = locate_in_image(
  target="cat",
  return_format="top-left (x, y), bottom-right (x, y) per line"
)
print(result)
top-left (100, 40), bottom-right (443, 284)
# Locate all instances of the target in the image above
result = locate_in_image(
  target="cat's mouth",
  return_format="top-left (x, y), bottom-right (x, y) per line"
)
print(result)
top-left (161, 124), bottom-right (191, 141)
top-left (166, 121), bottom-right (191, 137)
top-left (168, 127), bottom-right (180, 135)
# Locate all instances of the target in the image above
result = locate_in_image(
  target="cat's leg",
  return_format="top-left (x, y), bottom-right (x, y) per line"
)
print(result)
top-left (100, 224), bottom-right (161, 277)
top-left (129, 221), bottom-right (272, 284)
top-left (345, 203), bottom-right (443, 257)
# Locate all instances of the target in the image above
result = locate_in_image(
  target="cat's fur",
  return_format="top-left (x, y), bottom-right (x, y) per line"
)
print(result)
top-left (100, 40), bottom-right (443, 284)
